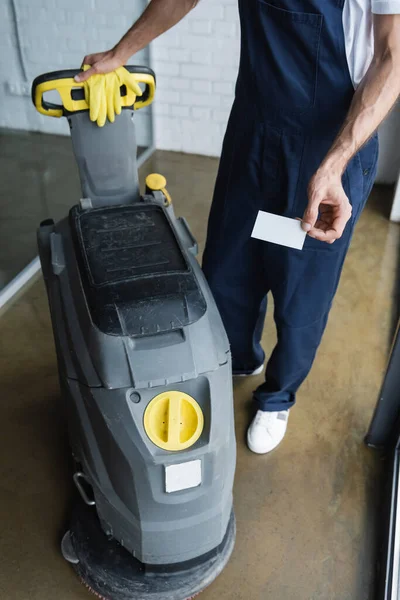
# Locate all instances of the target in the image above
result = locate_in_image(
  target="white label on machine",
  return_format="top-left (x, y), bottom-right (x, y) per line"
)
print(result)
top-left (251, 210), bottom-right (306, 250)
top-left (165, 460), bottom-right (202, 493)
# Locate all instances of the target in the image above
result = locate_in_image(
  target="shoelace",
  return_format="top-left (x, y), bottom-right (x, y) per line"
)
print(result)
top-left (254, 410), bottom-right (288, 428)
top-left (254, 411), bottom-right (276, 427)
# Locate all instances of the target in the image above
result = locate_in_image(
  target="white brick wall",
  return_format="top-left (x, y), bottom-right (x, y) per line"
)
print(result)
top-left (152, 0), bottom-right (240, 156)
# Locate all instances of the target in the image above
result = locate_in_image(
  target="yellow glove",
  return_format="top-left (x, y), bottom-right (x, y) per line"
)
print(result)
top-left (82, 65), bottom-right (143, 127)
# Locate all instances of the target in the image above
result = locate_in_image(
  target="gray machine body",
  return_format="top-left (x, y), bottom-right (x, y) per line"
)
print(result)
top-left (38, 109), bottom-right (236, 565)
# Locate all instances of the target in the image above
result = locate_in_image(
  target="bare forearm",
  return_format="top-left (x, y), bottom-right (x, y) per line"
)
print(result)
top-left (115, 0), bottom-right (199, 61)
top-left (321, 15), bottom-right (400, 176)
top-left (76, 0), bottom-right (199, 81)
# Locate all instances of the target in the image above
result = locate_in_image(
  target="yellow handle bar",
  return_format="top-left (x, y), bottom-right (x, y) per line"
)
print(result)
top-left (31, 67), bottom-right (156, 118)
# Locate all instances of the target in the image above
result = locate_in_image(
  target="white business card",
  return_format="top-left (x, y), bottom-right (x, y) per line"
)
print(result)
top-left (251, 210), bottom-right (306, 250)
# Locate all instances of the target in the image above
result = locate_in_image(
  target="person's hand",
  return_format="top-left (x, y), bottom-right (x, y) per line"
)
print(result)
top-left (301, 169), bottom-right (352, 244)
top-left (74, 48), bottom-right (125, 83)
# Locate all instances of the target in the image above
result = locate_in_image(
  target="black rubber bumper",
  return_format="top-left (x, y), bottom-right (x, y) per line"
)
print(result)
top-left (67, 499), bottom-right (236, 600)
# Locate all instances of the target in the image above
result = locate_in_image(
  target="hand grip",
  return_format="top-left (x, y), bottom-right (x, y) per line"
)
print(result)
top-left (31, 66), bottom-right (156, 117)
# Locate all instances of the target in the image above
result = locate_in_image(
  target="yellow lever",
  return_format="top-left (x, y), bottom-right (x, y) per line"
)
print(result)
top-left (145, 173), bottom-right (172, 206)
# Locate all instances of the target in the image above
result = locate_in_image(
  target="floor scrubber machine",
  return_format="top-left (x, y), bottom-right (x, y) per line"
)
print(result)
top-left (32, 67), bottom-right (236, 600)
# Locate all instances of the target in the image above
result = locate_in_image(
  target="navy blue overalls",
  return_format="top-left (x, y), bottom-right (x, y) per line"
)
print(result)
top-left (202, 0), bottom-right (379, 412)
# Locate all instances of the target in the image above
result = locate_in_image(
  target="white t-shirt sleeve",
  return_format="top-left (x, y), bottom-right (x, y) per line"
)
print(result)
top-left (372, 1), bottom-right (400, 13)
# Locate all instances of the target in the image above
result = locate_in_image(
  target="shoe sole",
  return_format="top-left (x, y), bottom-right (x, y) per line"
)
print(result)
top-left (234, 365), bottom-right (264, 378)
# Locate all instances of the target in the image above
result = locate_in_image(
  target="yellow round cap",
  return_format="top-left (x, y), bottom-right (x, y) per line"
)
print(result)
top-left (146, 173), bottom-right (167, 191)
top-left (144, 391), bottom-right (204, 451)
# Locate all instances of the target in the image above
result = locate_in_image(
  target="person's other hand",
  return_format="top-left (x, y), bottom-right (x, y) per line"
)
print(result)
top-left (301, 169), bottom-right (352, 244)
top-left (74, 49), bottom-right (125, 83)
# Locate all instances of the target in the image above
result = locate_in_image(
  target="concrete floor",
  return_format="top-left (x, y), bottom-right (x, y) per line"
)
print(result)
top-left (0, 141), bottom-right (399, 600)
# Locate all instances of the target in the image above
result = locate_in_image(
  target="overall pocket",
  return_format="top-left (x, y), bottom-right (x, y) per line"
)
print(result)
top-left (339, 135), bottom-right (379, 230)
top-left (356, 134), bottom-right (379, 217)
top-left (257, 1), bottom-right (323, 111)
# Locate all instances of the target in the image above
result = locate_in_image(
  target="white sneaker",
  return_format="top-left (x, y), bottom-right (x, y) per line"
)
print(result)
top-left (247, 409), bottom-right (289, 454)
top-left (234, 365), bottom-right (264, 378)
